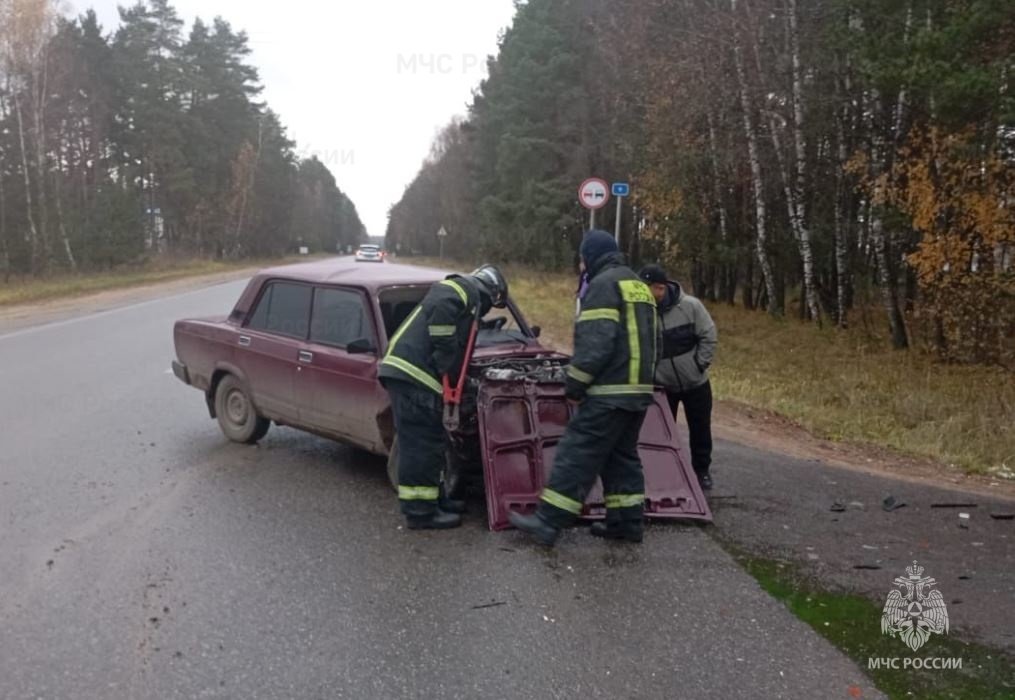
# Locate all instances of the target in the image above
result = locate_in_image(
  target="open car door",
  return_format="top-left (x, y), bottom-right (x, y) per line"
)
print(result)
top-left (477, 378), bottom-right (712, 531)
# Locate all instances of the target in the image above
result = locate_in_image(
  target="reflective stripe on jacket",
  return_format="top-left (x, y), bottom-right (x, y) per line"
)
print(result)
top-left (379, 276), bottom-right (482, 394)
top-left (564, 252), bottom-right (659, 409)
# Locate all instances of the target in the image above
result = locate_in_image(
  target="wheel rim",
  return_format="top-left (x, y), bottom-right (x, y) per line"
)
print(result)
top-left (225, 388), bottom-right (249, 426)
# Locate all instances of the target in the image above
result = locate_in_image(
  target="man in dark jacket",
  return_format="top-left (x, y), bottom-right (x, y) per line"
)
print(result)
top-left (510, 230), bottom-right (659, 546)
top-left (379, 265), bottom-right (509, 530)
top-left (639, 264), bottom-right (717, 490)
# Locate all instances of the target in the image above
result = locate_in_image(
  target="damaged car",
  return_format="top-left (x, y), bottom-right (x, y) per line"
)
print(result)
top-left (171, 258), bottom-right (711, 528)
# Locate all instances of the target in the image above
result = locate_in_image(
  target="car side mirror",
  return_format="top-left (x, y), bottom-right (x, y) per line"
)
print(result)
top-left (347, 338), bottom-right (375, 354)
top-left (530, 325), bottom-right (542, 338)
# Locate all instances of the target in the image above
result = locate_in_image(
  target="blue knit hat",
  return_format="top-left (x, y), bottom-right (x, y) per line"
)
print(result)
top-left (579, 229), bottom-right (618, 268)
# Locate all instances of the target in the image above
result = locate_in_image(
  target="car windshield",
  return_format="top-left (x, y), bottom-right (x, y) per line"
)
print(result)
top-left (359, 245), bottom-right (379, 252)
top-left (377, 284), bottom-right (530, 347)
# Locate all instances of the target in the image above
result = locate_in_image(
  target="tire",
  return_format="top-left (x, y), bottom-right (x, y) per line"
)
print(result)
top-left (215, 374), bottom-right (270, 444)
top-left (385, 434), bottom-right (464, 499)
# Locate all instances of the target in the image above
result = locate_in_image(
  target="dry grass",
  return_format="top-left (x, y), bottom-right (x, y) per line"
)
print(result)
top-left (402, 255), bottom-right (1014, 477)
top-left (707, 304), bottom-right (1015, 477)
top-left (0, 254), bottom-right (324, 308)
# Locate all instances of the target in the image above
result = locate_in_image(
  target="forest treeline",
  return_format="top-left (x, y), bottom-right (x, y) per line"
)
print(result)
top-left (386, 0), bottom-right (1014, 364)
top-left (0, 0), bottom-right (366, 277)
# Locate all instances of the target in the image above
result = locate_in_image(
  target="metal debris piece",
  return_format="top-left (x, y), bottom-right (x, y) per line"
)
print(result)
top-left (882, 496), bottom-right (907, 512)
top-left (471, 601), bottom-right (507, 610)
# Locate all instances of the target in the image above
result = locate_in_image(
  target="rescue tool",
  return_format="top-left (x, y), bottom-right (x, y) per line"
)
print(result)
top-left (442, 318), bottom-right (479, 431)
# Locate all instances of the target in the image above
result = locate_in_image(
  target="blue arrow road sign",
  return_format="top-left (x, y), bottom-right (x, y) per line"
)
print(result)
top-left (612, 182), bottom-right (630, 196)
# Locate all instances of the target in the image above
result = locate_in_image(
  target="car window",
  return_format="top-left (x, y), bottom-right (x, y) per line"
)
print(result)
top-left (378, 286), bottom-right (429, 338)
top-left (246, 281), bottom-right (312, 338)
top-left (310, 287), bottom-right (374, 349)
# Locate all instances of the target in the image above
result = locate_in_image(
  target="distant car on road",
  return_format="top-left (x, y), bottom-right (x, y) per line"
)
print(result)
top-left (354, 244), bottom-right (384, 262)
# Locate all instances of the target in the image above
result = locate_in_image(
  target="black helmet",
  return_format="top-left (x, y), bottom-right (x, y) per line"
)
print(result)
top-left (470, 264), bottom-right (508, 308)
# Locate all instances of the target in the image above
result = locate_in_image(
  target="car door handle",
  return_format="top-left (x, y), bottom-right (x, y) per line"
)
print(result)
top-left (298, 350), bottom-right (313, 364)
top-left (238, 335), bottom-right (251, 347)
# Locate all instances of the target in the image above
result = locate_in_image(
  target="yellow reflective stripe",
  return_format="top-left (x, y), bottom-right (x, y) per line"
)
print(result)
top-left (618, 279), bottom-right (655, 305)
top-left (587, 384), bottom-right (655, 396)
top-left (440, 279), bottom-right (468, 306)
top-left (398, 485), bottom-right (439, 500)
top-left (627, 301), bottom-right (640, 384)
top-left (567, 365), bottom-right (594, 384)
top-left (384, 305), bottom-right (423, 359)
top-left (381, 356), bottom-right (443, 394)
top-left (616, 280), bottom-right (654, 384)
top-left (428, 325), bottom-right (456, 337)
top-left (577, 308), bottom-right (620, 323)
top-left (540, 488), bottom-right (582, 515)
top-left (605, 494), bottom-right (645, 509)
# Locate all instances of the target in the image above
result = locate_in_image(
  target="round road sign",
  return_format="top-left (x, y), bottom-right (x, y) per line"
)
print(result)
top-left (578, 178), bottom-right (610, 210)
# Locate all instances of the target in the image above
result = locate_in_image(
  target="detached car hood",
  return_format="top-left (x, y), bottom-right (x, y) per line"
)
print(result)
top-left (476, 376), bottom-right (712, 530)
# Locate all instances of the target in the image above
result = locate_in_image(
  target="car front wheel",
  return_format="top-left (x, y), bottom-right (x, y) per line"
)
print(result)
top-left (215, 375), bottom-right (270, 444)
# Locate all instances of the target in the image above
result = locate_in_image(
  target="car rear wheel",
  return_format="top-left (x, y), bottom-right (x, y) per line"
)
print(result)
top-left (386, 435), bottom-right (463, 500)
top-left (215, 375), bottom-right (270, 444)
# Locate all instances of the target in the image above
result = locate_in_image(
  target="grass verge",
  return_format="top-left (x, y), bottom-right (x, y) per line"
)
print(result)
top-left (400, 256), bottom-right (1013, 477)
top-left (722, 544), bottom-right (1015, 699)
top-left (707, 304), bottom-right (1014, 477)
top-left (0, 255), bottom-right (323, 308)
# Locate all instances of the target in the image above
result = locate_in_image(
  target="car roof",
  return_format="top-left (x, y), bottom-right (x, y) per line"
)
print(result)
top-left (256, 257), bottom-right (453, 292)
top-left (358, 244), bottom-right (380, 248)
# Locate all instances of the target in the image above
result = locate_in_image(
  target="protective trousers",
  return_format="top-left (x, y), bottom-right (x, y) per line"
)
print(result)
top-left (537, 399), bottom-right (647, 529)
top-left (386, 379), bottom-right (445, 516)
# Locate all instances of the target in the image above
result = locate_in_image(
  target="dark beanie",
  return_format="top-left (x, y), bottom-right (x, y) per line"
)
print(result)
top-left (579, 230), bottom-right (619, 268)
top-left (639, 264), bottom-right (668, 285)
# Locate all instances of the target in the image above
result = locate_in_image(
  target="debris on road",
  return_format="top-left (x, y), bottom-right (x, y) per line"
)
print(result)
top-left (989, 513), bottom-right (1014, 520)
top-left (882, 495), bottom-right (906, 512)
top-left (829, 501), bottom-right (846, 513)
top-left (471, 601), bottom-right (507, 610)
top-left (959, 512), bottom-right (971, 529)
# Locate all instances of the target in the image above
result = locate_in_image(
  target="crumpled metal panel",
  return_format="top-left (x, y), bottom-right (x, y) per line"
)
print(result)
top-left (477, 379), bottom-right (713, 531)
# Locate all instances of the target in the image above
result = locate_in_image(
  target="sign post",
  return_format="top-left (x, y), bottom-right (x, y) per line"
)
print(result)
top-left (578, 177), bottom-right (609, 230)
top-left (611, 182), bottom-right (630, 244)
top-left (437, 225), bottom-right (448, 260)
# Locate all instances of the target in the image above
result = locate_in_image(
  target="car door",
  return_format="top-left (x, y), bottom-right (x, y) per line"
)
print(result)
top-left (238, 280), bottom-right (312, 424)
top-left (297, 286), bottom-right (385, 447)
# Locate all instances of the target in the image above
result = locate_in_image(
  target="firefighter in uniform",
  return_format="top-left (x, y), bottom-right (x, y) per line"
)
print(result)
top-left (510, 230), bottom-right (659, 546)
top-left (379, 265), bottom-right (509, 530)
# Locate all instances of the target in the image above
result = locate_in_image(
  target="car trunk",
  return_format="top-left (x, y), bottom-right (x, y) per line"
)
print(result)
top-left (451, 353), bottom-right (712, 530)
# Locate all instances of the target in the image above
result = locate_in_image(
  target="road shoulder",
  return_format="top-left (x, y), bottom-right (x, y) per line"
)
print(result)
top-left (0, 268), bottom-right (259, 336)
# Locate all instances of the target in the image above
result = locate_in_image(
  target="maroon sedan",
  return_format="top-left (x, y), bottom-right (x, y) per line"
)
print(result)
top-left (172, 258), bottom-right (710, 527)
top-left (173, 259), bottom-right (551, 483)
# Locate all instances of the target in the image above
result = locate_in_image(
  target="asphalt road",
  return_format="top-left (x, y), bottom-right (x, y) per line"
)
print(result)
top-left (0, 277), bottom-right (883, 699)
top-left (710, 441), bottom-right (1015, 654)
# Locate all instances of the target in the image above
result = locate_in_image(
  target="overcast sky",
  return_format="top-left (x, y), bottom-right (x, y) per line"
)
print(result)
top-left (77, 0), bottom-right (518, 237)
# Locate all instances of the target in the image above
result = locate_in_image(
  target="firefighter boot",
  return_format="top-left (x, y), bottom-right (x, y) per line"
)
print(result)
top-left (589, 520), bottom-right (644, 543)
top-left (406, 510), bottom-right (462, 530)
top-left (508, 511), bottom-right (560, 546)
top-left (438, 498), bottom-right (467, 514)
